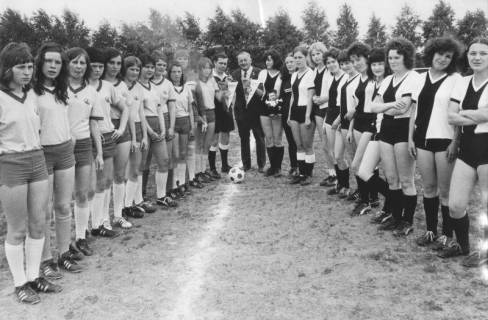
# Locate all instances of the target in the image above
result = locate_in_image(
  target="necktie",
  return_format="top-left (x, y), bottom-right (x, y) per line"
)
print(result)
top-left (243, 69), bottom-right (247, 79)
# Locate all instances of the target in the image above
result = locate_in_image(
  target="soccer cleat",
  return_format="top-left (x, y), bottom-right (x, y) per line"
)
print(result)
top-left (327, 185), bottom-right (341, 196)
top-left (416, 231), bottom-right (436, 246)
top-left (288, 167), bottom-right (298, 177)
top-left (300, 176), bottom-right (313, 186)
top-left (370, 211), bottom-right (391, 224)
top-left (273, 169), bottom-right (282, 178)
top-left (157, 196), bottom-right (178, 208)
top-left (338, 187), bottom-right (350, 199)
top-left (289, 175), bottom-right (304, 185)
top-left (378, 218), bottom-right (400, 231)
top-left (346, 189), bottom-right (360, 201)
top-left (15, 283), bottom-right (40, 305)
top-left (58, 251), bottom-right (83, 273)
top-left (123, 206), bottom-right (144, 219)
top-left (264, 167), bottom-right (276, 177)
top-left (203, 170), bottom-right (216, 181)
top-left (29, 277), bottom-right (62, 293)
top-left (177, 186), bottom-right (186, 198)
top-left (369, 198), bottom-right (381, 208)
top-left (462, 251), bottom-right (487, 268)
top-left (258, 167), bottom-right (265, 173)
top-left (393, 221), bottom-right (414, 237)
top-left (210, 169), bottom-right (222, 179)
top-left (73, 239), bottom-right (93, 256)
top-left (319, 175), bottom-right (336, 187)
top-left (351, 202), bottom-right (371, 216)
top-left (139, 201), bottom-right (156, 213)
top-left (437, 241), bottom-right (467, 259)
top-left (431, 235), bottom-right (450, 251)
top-left (68, 245), bottom-right (84, 261)
top-left (91, 225), bottom-right (119, 238)
top-left (189, 179), bottom-right (204, 189)
top-left (221, 165), bottom-right (231, 173)
top-left (114, 217), bottom-right (133, 229)
top-left (40, 259), bottom-right (63, 280)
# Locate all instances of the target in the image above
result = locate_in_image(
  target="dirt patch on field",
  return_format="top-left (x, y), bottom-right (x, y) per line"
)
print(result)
top-left (1, 132), bottom-right (487, 320)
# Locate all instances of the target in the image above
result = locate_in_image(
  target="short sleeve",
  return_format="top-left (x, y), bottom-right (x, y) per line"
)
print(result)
top-left (400, 71), bottom-right (421, 98)
top-left (304, 70), bottom-right (315, 90)
top-left (167, 86), bottom-right (176, 103)
top-left (450, 76), bottom-right (469, 104)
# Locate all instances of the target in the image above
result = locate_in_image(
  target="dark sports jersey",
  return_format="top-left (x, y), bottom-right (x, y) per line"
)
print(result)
top-left (451, 76), bottom-right (488, 135)
top-left (354, 77), bottom-right (369, 113)
top-left (328, 74), bottom-right (345, 109)
top-left (415, 74), bottom-right (447, 139)
top-left (314, 68), bottom-right (326, 96)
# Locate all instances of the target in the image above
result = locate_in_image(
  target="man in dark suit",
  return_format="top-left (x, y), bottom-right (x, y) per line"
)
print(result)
top-left (231, 51), bottom-right (266, 172)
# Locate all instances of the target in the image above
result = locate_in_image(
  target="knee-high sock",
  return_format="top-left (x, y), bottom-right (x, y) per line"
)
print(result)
top-left (341, 168), bottom-right (350, 188)
top-left (441, 205), bottom-right (453, 238)
top-left (155, 171), bottom-right (168, 198)
top-left (175, 162), bottom-right (187, 186)
top-left (452, 214), bottom-right (470, 253)
top-left (369, 169), bottom-right (380, 201)
top-left (390, 189), bottom-right (403, 221)
top-left (125, 179), bottom-right (138, 207)
top-left (25, 236), bottom-right (44, 281)
top-left (402, 193), bottom-right (417, 224)
top-left (187, 145), bottom-right (196, 180)
top-left (112, 182), bottom-right (125, 218)
top-left (5, 241), bottom-right (26, 286)
top-left (356, 176), bottom-right (369, 204)
top-left (275, 146), bottom-right (284, 170)
top-left (209, 146), bottom-right (217, 171)
top-left (219, 143), bottom-right (229, 169)
top-left (266, 147), bottom-right (274, 169)
top-left (55, 213), bottom-right (71, 254)
top-left (92, 192), bottom-right (105, 228)
top-left (135, 175), bottom-right (144, 204)
top-left (142, 169), bottom-right (150, 197)
top-left (103, 188), bottom-right (111, 225)
top-left (366, 173), bottom-right (389, 197)
top-left (305, 154), bottom-right (315, 177)
top-left (195, 153), bottom-right (201, 174)
top-left (201, 153), bottom-right (208, 172)
top-left (424, 196), bottom-right (439, 235)
top-left (41, 211), bottom-right (52, 262)
top-left (297, 152), bottom-right (305, 176)
top-left (74, 204), bottom-right (89, 240)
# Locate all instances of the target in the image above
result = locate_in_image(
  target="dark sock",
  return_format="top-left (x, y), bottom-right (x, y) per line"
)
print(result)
top-left (275, 146), bottom-right (284, 170)
top-left (266, 147), bottom-right (274, 169)
top-left (452, 214), bottom-right (470, 254)
top-left (440, 205), bottom-right (453, 238)
top-left (383, 189), bottom-right (391, 213)
top-left (356, 176), bottom-right (368, 203)
top-left (208, 150), bottom-right (216, 171)
top-left (343, 168), bottom-right (350, 188)
top-left (402, 193), bottom-right (417, 224)
top-left (220, 148), bottom-right (228, 169)
top-left (335, 169), bottom-right (344, 189)
top-left (298, 160), bottom-right (305, 176)
top-left (142, 169), bottom-right (150, 197)
top-left (424, 196), bottom-right (439, 235)
top-left (369, 169), bottom-right (380, 201)
top-left (307, 162), bottom-right (314, 177)
top-left (368, 172), bottom-right (388, 197)
top-left (334, 164), bottom-right (339, 177)
top-left (390, 189), bottom-right (403, 221)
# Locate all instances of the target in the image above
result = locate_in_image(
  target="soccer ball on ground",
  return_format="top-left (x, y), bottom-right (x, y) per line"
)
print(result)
top-left (229, 166), bottom-right (245, 183)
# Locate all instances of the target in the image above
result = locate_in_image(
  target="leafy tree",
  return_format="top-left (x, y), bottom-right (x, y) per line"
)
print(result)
top-left (423, 0), bottom-right (456, 39)
top-left (0, 9), bottom-right (35, 50)
top-left (262, 9), bottom-right (303, 58)
top-left (92, 21), bottom-right (119, 48)
top-left (50, 9), bottom-right (90, 48)
top-left (333, 3), bottom-right (359, 49)
top-left (457, 9), bottom-right (488, 45)
top-left (178, 11), bottom-right (202, 45)
top-left (392, 4), bottom-right (422, 47)
top-left (301, 1), bottom-right (330, 45)
top-left (30, 9), bottom-right (55, 51)
top-left (364, 13), bottom-right (388, 48)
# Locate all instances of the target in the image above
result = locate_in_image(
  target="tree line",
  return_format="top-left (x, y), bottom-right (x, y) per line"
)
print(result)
top-left (0, 0), bottom-right (487, 69)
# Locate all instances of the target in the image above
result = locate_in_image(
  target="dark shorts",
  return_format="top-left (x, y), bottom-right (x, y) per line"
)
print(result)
top-left (135, 122), bottom-right (143, 143)
top-left (0, 150), bottom-right (48, 187)
top-left (379, 116), bottom-right (409, 145)
top-left (204, 109), bottom-right (216, 123)
top-left (325, 106), bottom-right (340, 125)
top-left (111, 119), bottom-right (131, 144)
top-left (414, 134), bottom-right (451, 153)
top-left (215, 106), bottom-right (234, 133)
top-left (146, 116), bottom-right (163, 142)
top-left (43, 140), bottom-right (75, 174)
top-left (313, 104), bottom-right (326, 118)
top-left (74, 138), bottom-right (93, 168)
top-left (290, 105), bottom-right (313, 124)
top-left (458, 133), bottom-right (488, 169)
top-left (175, 116), bottom-right (191, 134)
top-left (354, 114), bottom-right (377, 134)
top-left (94, 132), bottom-right (116, 159)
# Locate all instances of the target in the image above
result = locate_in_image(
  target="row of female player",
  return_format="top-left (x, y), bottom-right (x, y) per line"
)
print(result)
top-left (0, 41), bottom-right (231, 304)
top-left (278, 36), bottom-right (488, 282)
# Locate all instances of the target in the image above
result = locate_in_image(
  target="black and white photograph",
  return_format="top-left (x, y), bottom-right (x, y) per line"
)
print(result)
top-left (0, 0), bottom-right (487, 319)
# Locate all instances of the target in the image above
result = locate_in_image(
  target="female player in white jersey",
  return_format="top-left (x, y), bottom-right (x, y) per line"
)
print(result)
top-left (0, 42), bottom-right (55, 304)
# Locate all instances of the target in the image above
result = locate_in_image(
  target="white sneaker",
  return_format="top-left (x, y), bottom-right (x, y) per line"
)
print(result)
top-left (114, 217), bottom-right (132, 229)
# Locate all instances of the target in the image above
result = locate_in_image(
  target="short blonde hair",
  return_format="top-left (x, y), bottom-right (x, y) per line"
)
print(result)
top-left (309, 42), bottom-right (328, 67)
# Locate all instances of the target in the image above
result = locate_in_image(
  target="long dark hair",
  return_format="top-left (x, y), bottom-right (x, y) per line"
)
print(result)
top-left (168, 62), bottom-right (185, 86)
top-left (33, 42), bottom-right (69, 104)
top-left (102, 47), bottom-right (123, 80)
top-left (0, 42), bottom-right (34, 92)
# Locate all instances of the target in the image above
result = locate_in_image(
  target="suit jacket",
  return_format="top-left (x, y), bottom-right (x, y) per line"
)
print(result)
top-left (231, 66), bottom-right (263, 125)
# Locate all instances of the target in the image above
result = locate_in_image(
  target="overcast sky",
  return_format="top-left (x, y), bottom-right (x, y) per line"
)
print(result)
top-left (1, 0), bottom-right (487, 33)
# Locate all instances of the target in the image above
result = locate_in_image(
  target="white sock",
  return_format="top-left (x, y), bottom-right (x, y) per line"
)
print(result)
top-left (187, 143), bottom-right (196, 180)
top-left (200, 154), bottom-right (207, 172)
top-left (155, 171), bottom-right (168, 198)
top-left (125, 179), bottom-right (138, 207)
top-left (74, 204), bottom-right (89, 239)
top-left (5, 241), bottom-right (26, 287)
top-left (135, 175), bottom-right (143, 204)
top-left (171, 170), bottom-right (178, 189)
top-left (329, 168), bottom-right (336, 176)
top-left (25, 236), bottom-right (45, 281)
top-left (88, 199), bottom-right (93, 230)
top-left (103, 188), bottom-right (111, 225)
top-left (176, 162), bottom-right (187, 186)
top-left (195, 153), bottom-right (201, 174)
top-left (92, 192), bottom-right (105, 228)
top-left (113, 182), bottom-right (125, 218)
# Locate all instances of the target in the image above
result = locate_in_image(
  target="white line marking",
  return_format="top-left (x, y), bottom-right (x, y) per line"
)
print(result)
top-left (167, 183), bottom-right (237, 320)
